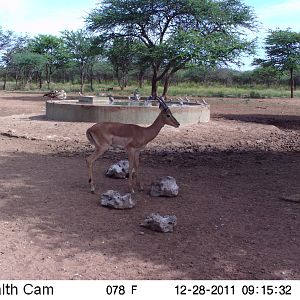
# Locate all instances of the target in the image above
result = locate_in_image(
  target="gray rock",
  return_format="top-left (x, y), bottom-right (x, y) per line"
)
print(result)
top-left (100, 190), bottom-right (135, 209)
top-left (141, 213), bottom-right (177, 233)
top-left (106, 160), bottom-right (129, 179)
top-left (150, 176), bottom-right (179, 197)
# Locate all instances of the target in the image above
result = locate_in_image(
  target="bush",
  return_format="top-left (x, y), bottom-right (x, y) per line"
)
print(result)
top-left (249, 91), bottom-right (263, 98)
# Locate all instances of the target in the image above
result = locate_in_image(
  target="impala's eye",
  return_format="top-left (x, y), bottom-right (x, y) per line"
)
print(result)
top-left (167, 114), bottom-right (170, 118)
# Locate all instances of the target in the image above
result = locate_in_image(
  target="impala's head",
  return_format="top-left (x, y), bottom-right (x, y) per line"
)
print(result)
top-left (158, 97), bottom-right (180, 128)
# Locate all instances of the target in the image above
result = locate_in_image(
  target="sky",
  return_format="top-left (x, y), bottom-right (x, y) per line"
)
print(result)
top-left (0, 0), bottom-right (98, 36)
top-left (0, 0), bottom-right (300, 69)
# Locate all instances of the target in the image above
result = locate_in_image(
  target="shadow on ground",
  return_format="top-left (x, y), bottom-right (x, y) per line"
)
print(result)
top-left (0, 94), bottom-right (79, 102)
top-left (220, 114), bottom-right (300, 130)
top-left (0, 147), bottom-right (299, 279)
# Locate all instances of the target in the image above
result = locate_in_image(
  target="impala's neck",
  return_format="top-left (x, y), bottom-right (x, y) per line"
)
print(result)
top-left (144, 112), bottom-right (165, 144)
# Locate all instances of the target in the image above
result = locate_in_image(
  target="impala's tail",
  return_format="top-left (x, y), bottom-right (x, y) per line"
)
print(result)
top-left (86, 128), bottom-right (97, 146)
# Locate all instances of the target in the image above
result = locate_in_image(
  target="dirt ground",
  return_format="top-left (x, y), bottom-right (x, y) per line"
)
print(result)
top-left (0, 91), bottom-right (299, 280)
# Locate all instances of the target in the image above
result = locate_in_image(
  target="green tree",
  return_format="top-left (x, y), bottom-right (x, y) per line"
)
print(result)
top-left (1, 28), bottom-right (16, 89)
top-left (11, 51), bottom-right (47, 89)
top-left (254, 29), bottom-right (300, 98)
top-left (1, 33), bottom-right (30, 90)
top-left (107, 37), bottom-right (136, 90)
top-left (86, 0), bottom-right (257, 97)
top-left (53, 44), bottom-right (73, 84)
top-left (29, 34), bottom-right (64, 88)
top-left (0, 27), bottom-right (13, 50)
top-left (61, 30), bottom-right (97, 93)
top-left (251, 66), bottom-right (281, 87)
top-left (92, 60), bottom-right (114, 83)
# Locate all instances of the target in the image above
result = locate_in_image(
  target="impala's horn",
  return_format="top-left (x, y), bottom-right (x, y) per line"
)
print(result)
top-left (157, 96), bottom-right (169, 111)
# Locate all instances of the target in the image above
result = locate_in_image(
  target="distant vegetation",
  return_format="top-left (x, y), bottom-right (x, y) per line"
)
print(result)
top-left (0, 0), bottom-right (299, 98)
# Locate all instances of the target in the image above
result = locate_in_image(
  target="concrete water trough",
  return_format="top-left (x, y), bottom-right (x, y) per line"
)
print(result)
top-left (46, 96), bottom-right (210, 124)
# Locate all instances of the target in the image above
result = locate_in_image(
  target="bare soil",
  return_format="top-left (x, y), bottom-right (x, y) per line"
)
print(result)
top-left (0, 91), bottom-right (299, 280)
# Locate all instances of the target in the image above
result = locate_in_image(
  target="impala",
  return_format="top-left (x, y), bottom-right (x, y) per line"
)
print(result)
top-left (85, 97), bottom-right (180, 193)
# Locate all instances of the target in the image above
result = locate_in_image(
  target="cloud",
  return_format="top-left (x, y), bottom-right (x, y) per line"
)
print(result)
top-left (0, 1), bottom-right (27, 30)
top-left (0, 0), bottom-right (97, 36)
top-left (7, 10), bottom-right (87, 36)
top-left (257, 0), bottom-right (300, 30)
top-left (0, 0), bottom-right (25, 12)
top-left (261, 0), bottom-right (300, 15)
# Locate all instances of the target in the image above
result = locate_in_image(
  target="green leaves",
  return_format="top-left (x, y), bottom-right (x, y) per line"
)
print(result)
top-left (29, 35), bottom-right (62, 55)
top-left (0, 27), bottom-right (14, 50)
top-left (87, 0), bottom-right (257, 64)
top-left (88, 0), bottom-right (257, 96)
top-left (11, 51), bottom-right (46, 70)
top-left (264, 29), bottom-right (300, 71)
top-left (61, 30), bottom-right (100, 93)
top-left (255, 28), bottom-right (300, 98)
top-left (61, 30), bottom-right (93, 61)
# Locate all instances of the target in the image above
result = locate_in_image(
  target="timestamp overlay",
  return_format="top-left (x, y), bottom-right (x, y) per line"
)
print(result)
top-left (0, 280), bottom-right (299, 299)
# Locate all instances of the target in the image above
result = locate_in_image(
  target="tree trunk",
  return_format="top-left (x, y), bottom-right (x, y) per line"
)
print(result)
top-left (90, 64), bottom-right (94, 91)
top-left (162, 67), bottom-right (179, 99)
top-left (49, 65), bottom-right (52, 86)
top-left (290, 68), bottom-right (294, 98)
top-left (25, 71), bottom-right (33, 88)
top-left (62, 68), bottom-right (66, 84)
top-left (120, 72), bottom-right (125, 90)
top-left (162, 73), bottom-right (170, 99)
top-left (38, 72), bottom-right (43, 89)
top-left (80, 61), bottom-right (84, 93)
top-left (151, 66), bottom-right (158, 98)
top-left (21, 71), bottom-right (25, 89)
top-left (15, 72), bottom-right (18, 89)
top-left (138, 69), bottom-right (145, 88)
top-left (2, 68), bottom-right (8, 90)
top-left (46, 63), bottom-right (50, 89)
top-left (122, 71), bottom-right (128, 89)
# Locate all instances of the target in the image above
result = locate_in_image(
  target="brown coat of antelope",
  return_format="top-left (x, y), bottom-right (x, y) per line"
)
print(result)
top-left (85, 97), bottom-right (180, 193)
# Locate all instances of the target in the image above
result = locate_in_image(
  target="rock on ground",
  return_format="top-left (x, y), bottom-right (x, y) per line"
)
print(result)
top-left (141, 213), bottom-right (177, 233)
top-left (106, 160), bottom-right (129, 179)
top-left (150, 176), bottom-right (179, 197)
top-left (100, 190), bottom-right (135, 209)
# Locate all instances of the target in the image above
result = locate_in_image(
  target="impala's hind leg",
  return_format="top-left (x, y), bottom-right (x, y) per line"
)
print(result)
top-left (86, 146), bottom-right (107, 193)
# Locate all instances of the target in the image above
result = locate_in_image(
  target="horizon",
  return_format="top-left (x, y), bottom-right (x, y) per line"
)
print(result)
top-left (1, 0), bottom-right (299, 71)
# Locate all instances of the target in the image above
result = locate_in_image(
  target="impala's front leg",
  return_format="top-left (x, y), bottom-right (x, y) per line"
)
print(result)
top-left (134, 150), bottom-right (143, 191)
top-left (127, 148), bottom-right (136, 193)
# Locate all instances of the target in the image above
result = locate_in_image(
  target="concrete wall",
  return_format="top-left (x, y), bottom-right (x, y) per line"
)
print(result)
top-left (46, 100), bottom-right (210, 124)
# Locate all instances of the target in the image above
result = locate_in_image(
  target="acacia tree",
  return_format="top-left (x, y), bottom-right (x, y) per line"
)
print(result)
top-left (11, 51), bottom-right (46, 88)
top-left (251, 66), bottom-right (281, 87)
top-left (53, 45), bottom-right (73, 84)
top-left (107, 37), bottom-right (136, 90)
top-left (254, 29), bottom-right (300, 98)
top-left (1, 28), bottom-right (16, 89)
top-left (86, 0), bottom-right (257, 97)
top-left (29, 35), bottom-right (64, 88)
top-left (1, 33), bottom-right (30, 90)
top-left (0, 27), bottom-right (13, 50)
top-left (61, 30), bottom-right (96, 93)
